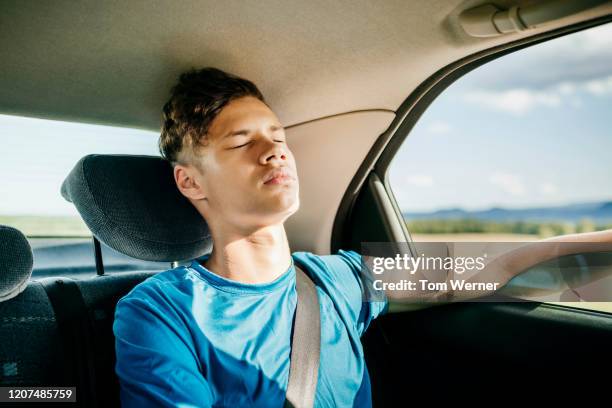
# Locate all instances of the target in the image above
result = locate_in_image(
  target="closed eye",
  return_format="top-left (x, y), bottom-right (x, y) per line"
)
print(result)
top-left (230, 138), bottom-right (283, 149)
top-left (231, 141), bottom-right (251, 149)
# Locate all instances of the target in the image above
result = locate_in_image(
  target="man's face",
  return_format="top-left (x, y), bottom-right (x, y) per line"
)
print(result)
top-left (181, 96), bottom-right (299, 231)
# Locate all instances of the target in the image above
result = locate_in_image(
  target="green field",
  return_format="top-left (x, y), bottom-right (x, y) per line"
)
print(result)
top-left (406, 218), bottom-right (612, 238)
top-left (0, 215), bottom-right (91, 237)
top-left (3, 215), bottom-right (611, 239)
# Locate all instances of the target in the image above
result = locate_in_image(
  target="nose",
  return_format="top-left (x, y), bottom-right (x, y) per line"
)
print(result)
top-left (259, 140), bottom-right (287, 165)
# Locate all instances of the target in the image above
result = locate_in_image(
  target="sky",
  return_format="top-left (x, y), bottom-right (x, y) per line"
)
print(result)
top-left (0, 118), bottom-right (160, 215)
top-left (1, 22), bottom-right (611, 216)
top-left (388, 22), bottom-right (612, 213)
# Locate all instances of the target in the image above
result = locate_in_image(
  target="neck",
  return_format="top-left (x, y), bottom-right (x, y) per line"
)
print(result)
top-left (203, 223), bottom-right (292, 284)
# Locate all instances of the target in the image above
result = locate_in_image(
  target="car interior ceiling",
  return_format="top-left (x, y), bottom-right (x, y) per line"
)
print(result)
top-left (2, 1), bottom-right (611, 131)
top-left (2, 1), bottom-right (612, 407)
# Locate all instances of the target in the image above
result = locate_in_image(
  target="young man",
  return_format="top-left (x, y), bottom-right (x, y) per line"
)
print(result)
top-left (112, 67), bottom-right (612, 407)
top-left (113, 67), bottom-right (388, 407)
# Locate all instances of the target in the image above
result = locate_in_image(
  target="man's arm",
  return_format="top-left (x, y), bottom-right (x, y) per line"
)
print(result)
top-left (113, 296), bottom-right (214, 408)
top-left (366, 229), bottom-right (612, 304)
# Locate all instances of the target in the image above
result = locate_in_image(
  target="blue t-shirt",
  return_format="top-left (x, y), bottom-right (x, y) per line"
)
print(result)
top-left (113, 249), bottom-right (388, 407)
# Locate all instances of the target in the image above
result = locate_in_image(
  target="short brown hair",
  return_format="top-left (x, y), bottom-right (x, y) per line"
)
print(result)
top-left (159, 67), bottom-right (266, 165)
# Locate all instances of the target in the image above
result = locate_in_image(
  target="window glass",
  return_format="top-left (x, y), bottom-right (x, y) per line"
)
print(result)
top-left (0, 115), bottom-right (168, 278)
top-left (388, 22), bottom-right (612, 313)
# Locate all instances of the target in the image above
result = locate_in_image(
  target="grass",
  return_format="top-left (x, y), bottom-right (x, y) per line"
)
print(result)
top-left (0, 215), bottom-right (91, 237)
top-left (406, 218), bottom-right (612, 238)
top-left (410, 233), bottom-right (538, 242)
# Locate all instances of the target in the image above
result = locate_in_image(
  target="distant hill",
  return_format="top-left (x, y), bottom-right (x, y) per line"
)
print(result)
top-left (403, 201), bottom-right (612, 224)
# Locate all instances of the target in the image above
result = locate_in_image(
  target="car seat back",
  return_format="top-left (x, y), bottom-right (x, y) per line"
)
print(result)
top-left (0, 224), bottom-right (158, 407)
top-left (0, 225), bottom-right (61, 387)
top-left (57, 154), bottom-right (213, 406)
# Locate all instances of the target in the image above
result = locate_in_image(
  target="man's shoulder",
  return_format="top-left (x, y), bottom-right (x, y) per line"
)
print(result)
top-left (291, 249), bottom-right (363, 288)
top-left (292, 249), bottom-right (360, 261)
top-left (292, 249), bottom-right (361, 271)
top-left (117, 264), bottom-right (192, 305)
top-left (292, 249), bottom-right (388, 331)
top-left (112, 265), bottom-right (199, 345)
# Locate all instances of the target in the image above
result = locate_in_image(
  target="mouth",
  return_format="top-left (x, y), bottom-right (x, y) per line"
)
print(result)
top-left (264, 174), bottom-right (294, 185)
top-left (263, 169), bottom-right (294, 185)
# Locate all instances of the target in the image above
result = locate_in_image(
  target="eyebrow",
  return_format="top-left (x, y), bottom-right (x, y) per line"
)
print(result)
top-left (222, 125), bottom-right (283, 139)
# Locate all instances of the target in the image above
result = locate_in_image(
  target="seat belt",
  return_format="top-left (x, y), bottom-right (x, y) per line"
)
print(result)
top-left (284, 264), bottom-right (321, 408)
top-left (41, 278), bottom-right (98, 408)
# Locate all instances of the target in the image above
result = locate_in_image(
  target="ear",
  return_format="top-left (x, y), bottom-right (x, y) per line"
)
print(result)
top-left (174, 164), bottom-right (207, 201)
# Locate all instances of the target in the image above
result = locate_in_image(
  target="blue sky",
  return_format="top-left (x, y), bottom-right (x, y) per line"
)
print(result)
top-left (1, 22), bottom-right (611, 216)
top-left (388, 22), bottom-right (612, 212)
top-left (0, 117), bottom-right (159, 215)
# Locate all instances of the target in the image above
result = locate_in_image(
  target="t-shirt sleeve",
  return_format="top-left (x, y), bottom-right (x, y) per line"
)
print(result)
top-left (323, 249), bottom-right (389, 337)
top-left (113, 295), bottom-right (214, 408)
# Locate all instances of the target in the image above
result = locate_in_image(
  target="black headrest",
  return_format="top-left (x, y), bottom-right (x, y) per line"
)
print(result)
top-left (0, 225), bottom-right (33, 302)
top-left (61, 154), bottom-right (212, 262)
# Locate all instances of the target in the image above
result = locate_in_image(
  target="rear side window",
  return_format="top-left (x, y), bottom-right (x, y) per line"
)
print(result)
top-left (387, 22), bottom-right (612, 313)
top-left (0, 115), bottom-right (168, 279)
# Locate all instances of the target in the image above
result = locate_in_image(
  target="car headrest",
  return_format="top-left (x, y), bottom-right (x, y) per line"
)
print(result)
top-left (61, 154), bottom-right (212, 262)
top-left (0, 225), bottom-right (33, 302)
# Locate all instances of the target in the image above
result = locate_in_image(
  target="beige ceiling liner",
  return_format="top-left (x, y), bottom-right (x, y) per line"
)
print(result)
top-left (1, 0), bottom-right (611, 130)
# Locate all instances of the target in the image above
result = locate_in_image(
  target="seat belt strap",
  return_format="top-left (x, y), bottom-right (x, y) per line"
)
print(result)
top-left (284, 264), bottom-right (321, 408)
top-left (41, 278), bottom-right (97, 407)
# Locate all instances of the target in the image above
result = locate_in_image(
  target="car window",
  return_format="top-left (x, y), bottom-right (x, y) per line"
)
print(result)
top-left (388, 22), bottom-right (612, 313)
top-left (0, 114), bottom-right (169, 279)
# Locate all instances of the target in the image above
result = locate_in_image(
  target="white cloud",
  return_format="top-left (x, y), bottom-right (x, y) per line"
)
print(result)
top-left (464, 74), bottom-right (612, 115)
top-left (459, 22), bottom-right (612, 91)
top-left (464, 88), bottom-right (561, 115)
top-left (405, 175), bottom-right (433, 187)
top-left (489, 172), bottom-right (525, 196)
top-left (557, 82), bottom-right (576, 95)
top-left (540, 182), bottom-right (558, 195)
top-left (426, 121), bottom-right (451, 134)
top-left (579, 23), bottom-right (612, 54)
top-left (584, 76), bottom-right (612, 95)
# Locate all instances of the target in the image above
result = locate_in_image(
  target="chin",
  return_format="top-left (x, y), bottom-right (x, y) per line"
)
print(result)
top-left (259, 197), bottom-right (300, 224)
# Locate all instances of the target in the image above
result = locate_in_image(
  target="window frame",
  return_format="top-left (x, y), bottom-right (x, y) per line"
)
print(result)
top-left (331, 15), bottom-right (612, 314)
top-left (332, 14), bottom-right (612, 251)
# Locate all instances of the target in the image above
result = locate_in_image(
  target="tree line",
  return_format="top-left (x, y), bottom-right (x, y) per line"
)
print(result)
top-left (405, 218), bottom-right (612, 238)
